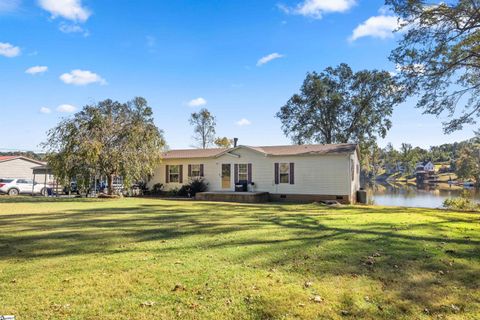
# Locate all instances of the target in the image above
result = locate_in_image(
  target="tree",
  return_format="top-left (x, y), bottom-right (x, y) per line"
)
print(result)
top-left (214, 137), bottom-right (233, 148)
top-left (383, 143), bottom-right (401, 173)
top-left (456, 134), bottom-right (480, 185)
top-left (43, 97), bottom-right (166, 194)
top-left (387, 0), bottom-right (480, 133)
top-left (400, 143), bottom-right (418, 175)
top-left (189, 108), bottom-right (216, 149)
top-left (276, 63), bottom-right (404, 144)
top-left (360, 141), bottom-right (383, 179)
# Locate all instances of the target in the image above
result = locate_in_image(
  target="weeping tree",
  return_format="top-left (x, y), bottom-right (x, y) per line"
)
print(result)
top-left (43, 97), bottom-right (166, 195)
top-left (387, 0), bottom-right (480, 133)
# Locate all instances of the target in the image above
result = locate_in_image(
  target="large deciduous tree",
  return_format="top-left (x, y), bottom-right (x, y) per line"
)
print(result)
top-left (43, 97), bottom-right (166, 194)
top-left (276, 63), bottom-right (404, 144)
top-left (189, 108), bottom-right (216, 149)
top-left (387, 0), bottom-right (480, 133)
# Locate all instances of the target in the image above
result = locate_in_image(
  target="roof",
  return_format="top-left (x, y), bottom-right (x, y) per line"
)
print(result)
top-left (0, 156), bottom-right (17, 161)
top-left (0, 156), bottom-right (46, 165)
top-left (162, 148), bottom-right (228, 159)
top-left (162, 143), bottom-right (358, 159)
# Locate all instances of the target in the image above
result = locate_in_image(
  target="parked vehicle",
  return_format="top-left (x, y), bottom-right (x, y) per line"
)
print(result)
top-left (0, 178), bottom-right (49, 196)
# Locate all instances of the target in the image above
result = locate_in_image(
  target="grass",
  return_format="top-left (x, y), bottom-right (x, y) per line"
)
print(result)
top-left (0, 197), bottom-right (479, 320)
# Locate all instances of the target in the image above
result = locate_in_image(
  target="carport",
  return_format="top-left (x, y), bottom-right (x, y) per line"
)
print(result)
top-left (32, 165), bottom-right (57, 196)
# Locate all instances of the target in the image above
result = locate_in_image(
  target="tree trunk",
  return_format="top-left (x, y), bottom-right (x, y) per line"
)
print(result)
top-left (107, 174), bottom-right (114, 195)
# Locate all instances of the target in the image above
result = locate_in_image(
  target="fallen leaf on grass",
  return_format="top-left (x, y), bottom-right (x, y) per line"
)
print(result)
top-left (451, 304), bottom-right (460, 312)
top-left (310, 295), bottom-right (323, 303)
top-left (140, 301), bottom-right (155, 307)
top-left (172, 284), bottom-right (186, 292)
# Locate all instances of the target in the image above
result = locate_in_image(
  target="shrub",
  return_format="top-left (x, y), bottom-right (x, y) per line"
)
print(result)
top-left (151, 183), bottom-right (164, 195)
top-left (443, 191), bottom-right (480, 211)
top-left (178, 178), bottom-right (208, 198)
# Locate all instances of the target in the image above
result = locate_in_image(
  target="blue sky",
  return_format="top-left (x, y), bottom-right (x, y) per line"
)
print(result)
top-left (0, 0), bottom-right (476, 152)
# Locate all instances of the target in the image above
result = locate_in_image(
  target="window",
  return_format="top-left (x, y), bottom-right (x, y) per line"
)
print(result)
top-left (238, 164), bottom-right (248, 182)
top-left (279, 163), bottom-right (290, 184)
top-left (17, 179), bottom-right (32, 184)
top-left (169, 165), bottom-right (180, 183)
top-left (191, 164), bottom-right (201, 177)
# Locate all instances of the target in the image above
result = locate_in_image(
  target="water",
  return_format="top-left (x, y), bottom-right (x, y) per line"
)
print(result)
top-left (366, 182), bottom-right (480, 209)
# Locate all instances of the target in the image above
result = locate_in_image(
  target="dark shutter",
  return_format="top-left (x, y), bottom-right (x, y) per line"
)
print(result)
top-left (274, 163), bottom-right (279, 185)
top-left (289, 163), bottom-right (295, 185)
top-left (200, 164), bottom-right (204, 177)
top-left (165, 165), bottom-right (170, 183)
top-left (247, 163), bottom-right (252, 184)
top-left (179, 165), bottom-right (183, 183)
top-left (188, 164), bottom-right (192, 177)
top-left (234, 164), bottom-right (239, 184)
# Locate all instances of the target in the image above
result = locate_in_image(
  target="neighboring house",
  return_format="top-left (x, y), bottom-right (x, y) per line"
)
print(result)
top-left (424, 161), bottom-right (435, 173)
top-left (148, 143), bottom-right (361, 204)
top-left (0, 156), bottom-right (45, 179)
top-left (415, 161), bottom-right (435, 173)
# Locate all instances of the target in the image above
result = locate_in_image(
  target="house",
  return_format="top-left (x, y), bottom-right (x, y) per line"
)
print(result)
top-left (0, 156), bottom-right (46, 179)
top-left (148, 143), bottom-right (361, 204)
top-left (415, 161), bottom-right (435, 174)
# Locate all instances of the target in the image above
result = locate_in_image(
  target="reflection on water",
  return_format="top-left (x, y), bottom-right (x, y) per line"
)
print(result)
top-left (366, 182), bottom-right (480, 209)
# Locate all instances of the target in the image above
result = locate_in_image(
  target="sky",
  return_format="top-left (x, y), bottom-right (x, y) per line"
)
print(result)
top-left (0, 0), bottom-right (477, 152)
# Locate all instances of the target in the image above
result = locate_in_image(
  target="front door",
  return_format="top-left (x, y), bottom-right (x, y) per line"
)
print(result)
top-left (221, 164), bottom-right (231, 189)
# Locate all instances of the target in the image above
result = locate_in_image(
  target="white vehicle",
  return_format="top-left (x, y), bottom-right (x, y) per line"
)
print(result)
top-left (0, 178), bottom-right (49, 196)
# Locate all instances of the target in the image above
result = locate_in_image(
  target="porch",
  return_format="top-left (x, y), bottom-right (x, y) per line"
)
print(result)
top-left (195, 191), bottom-right (269, 203)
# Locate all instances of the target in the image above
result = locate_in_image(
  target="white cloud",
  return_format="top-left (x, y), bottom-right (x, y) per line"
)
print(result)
top-left (0, 42), bottom-right (20, 57)
top-left (257, 53), bottom-right (284, 66)
top-left (187, 97), bottom-right (207, 107)
top-left (279, 0), bottom-right (356, 19)
top-left (57, 104), bottom-right (76, 113)
top-left (39, 107), bottom-right (51, 114)
top-left (59, 22), bottom-right (89, 36)
top-left (0, 0), bottom-right (21, 13)
top-left (60, 69), bottom-right (106, 85)
top-left (349, 15), bottom-right (401, 42)
top-left (25, 65), bottom-right (48, 75)
top-left (38, 0), bottom-right (91, 22)
top-left (236, 118), bottom-right (252, 126)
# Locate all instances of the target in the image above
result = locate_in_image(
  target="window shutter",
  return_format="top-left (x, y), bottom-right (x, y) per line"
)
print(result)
top-left (289, 163), bottom-right (295, 185)
top-left (234, 164), bottom-right (239, 184)
top-left (188, 164), bottom-right (192, 177)
top-left (247, 163), bottom-right (252, 184)
top-left (165, 165), bottom-right (169, 183)
top-left (274, 163), bottom-right (279, 185)
top-left (179, 165), bottom-right (183, 183)
top-left (200, 164), bottom-right (204, 177)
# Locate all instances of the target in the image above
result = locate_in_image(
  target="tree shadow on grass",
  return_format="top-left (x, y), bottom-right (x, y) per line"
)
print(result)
top-left (0, 199), bottom-right (479, 318)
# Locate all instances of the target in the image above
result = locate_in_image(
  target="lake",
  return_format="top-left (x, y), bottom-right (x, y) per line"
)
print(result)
top-left (366, 182), bottom-right (480, 208)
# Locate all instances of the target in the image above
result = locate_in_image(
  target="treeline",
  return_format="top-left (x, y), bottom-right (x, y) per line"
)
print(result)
top-left (361, 134), bottom-right (480, 182)
top-left (0, 151), bottom-right (45, 161)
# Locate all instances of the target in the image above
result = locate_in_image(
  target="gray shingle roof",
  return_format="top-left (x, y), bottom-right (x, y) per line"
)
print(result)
top-left (162, 143), bottom-right (357, 159)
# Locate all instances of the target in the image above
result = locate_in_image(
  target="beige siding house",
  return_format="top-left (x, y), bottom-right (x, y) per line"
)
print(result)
top-left (0, 156), bottom-right (45, 179)
top-left (148, 144), bottom-right (361, 203)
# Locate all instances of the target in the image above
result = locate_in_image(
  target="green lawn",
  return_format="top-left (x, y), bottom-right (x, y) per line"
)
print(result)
top-left (0, 197), bottom-right (479, 319)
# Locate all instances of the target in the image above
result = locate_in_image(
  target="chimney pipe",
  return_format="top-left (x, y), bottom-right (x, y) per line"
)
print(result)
top-left (233, 138), bottom-right (238, 147)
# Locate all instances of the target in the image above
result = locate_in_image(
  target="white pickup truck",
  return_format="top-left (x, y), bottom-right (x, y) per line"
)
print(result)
top-left (0, 178), bottom-right (49, 196)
